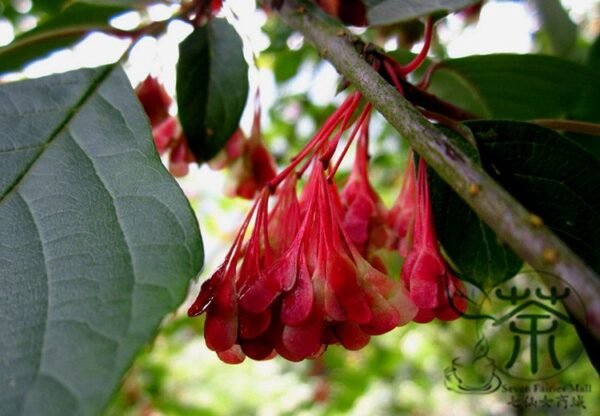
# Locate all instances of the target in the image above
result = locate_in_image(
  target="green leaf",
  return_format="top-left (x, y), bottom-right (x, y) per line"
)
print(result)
top-left (428, 127), bottom-right (522, 289)
top-left (588, 35), bottom-right (600, 71)
top-left (469, 120), bottom-right (600, 275)
top-left (176, 18), bottom-right (249, 161)
top-left (0, 1), bottom-right (130, 74)
top-left (531, 0), bottom-right (577, 56)
top-left (364, 0), bottom-right (479, 26)
top-left (0, 66), bottom-right (203, 415)
top-left (427, 54), bottom-right (600, 123)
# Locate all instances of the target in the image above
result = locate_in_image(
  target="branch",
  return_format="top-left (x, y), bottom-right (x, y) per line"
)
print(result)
top-left (277, 1), bottom-right (600, 339)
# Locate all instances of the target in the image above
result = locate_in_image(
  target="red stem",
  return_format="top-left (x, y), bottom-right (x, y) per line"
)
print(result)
top-left (225, 193), bottom-right (263, 269)
top-left (383, 60), bottom-right (404, 94)
top-left (258, 189), bottom-right (272, 259)
top-left (319, 96), bottom-right (360, 164)
top-left (416, 61), bottom-right (441, 90)
top-left (328, 103), bottom-right (372, 180)
top-left (355, 111), bottom-right (371, 178)
top-left (268, 93), bottom-right (360, 189)
top-left (398, 16), bottom-right (433, 76)
top-left (415, 157), bottom-right (438, 250)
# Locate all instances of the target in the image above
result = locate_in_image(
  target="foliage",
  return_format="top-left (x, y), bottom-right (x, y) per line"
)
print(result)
top-left (0, 65), bottom-right (203, 415)
top-left (0, 0), bottom-right (599, 415)
top-left (176, 18), bottom-right (249, 161)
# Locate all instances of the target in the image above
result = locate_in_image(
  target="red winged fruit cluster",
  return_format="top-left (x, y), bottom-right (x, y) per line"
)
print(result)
top-left (137, 17), bottom-right (467, 363)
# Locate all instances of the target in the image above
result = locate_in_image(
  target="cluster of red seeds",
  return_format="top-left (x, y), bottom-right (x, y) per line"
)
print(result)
top-left (188, 93), bottom-right (420, 363)
top-left (137, 14), bottom-right (469, 363)
top-left (186, 97), bottom-right (468, 363)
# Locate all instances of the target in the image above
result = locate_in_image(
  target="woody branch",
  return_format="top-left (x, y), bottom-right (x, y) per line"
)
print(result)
top-left (276, 0), bottom-right (600, 340)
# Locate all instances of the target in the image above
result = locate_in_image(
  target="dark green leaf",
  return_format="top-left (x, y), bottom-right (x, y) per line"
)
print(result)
top-left (427, 54), bottom-right (600, 123)
top-left (0, 2), bottom-right (130, 74)
top-left (176, 18), bottom-right (249, 161)
top-left (0, 65), bottom-right (203, 415)
top-left (469, 120), bottom-right (600, 275)
top-left (563, 125), bottom-right (600, 161)
top-left (531, 0), bottom-right (577, 56)
top-left (364, 0), bottom-right (479, 26)
top-left (588, 35), bottom-right (600, 71)
top-left (428, 127), bottom-right (522, 289)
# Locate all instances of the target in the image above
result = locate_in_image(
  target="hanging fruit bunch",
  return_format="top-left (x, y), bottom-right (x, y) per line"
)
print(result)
top-left (170, 11), bottom-right (469, 363)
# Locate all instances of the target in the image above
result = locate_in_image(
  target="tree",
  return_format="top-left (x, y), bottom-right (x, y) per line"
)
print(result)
top-left (1, 0), bottom-right (598, 414)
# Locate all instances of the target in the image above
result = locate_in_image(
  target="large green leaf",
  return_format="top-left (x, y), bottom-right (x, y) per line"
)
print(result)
top-left (0, 1), bottom-right (131, 74)
top-left (0, 66), bottom-right (203, 415)
top-left (427, 54), bottom-right (600, 123)
top-left (364, 0), bottom-right (479, 26)
top-left (428, 127), bottom-right (522, 289)
top-left (469, 120), bottom-right (600, 275)
top-left (176, 18), bottom-right (249, 162)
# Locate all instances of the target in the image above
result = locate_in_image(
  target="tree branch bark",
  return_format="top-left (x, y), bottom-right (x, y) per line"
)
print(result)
top-left (277, 1), bottom-right (600, 339)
